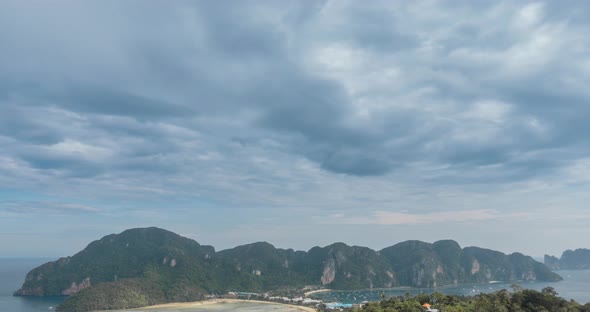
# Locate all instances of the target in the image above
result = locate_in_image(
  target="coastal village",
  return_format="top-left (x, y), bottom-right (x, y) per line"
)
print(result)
top-left (221, 290), bottom-right (346, 310)
top-left (219, 289), bottom-right (356, 310)
top-left (220, 289), bottom-right (439, 312)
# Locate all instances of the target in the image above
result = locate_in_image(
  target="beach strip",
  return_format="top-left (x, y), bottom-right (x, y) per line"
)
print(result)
top-left (127, 298), bottom-right (317, 312)
top-left (303, 288), bottom-right (332, 297)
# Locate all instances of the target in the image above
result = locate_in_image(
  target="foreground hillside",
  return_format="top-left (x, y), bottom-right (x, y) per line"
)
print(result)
top-left (357, 287), bottom-right (590, 312)
top-left (15, 227), bottom-right (562, 311)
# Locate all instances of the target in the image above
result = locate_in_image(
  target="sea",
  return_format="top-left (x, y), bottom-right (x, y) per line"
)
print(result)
top-left (0, 258), bottom-right (65, 312)
top-left (310, 270), bottom-right (590, 305)
top-left (1, 258), bottom-right (589, 312)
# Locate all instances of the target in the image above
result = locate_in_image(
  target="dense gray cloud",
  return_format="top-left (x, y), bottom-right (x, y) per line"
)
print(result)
top-left (1, 1), bottom-right (590, 257)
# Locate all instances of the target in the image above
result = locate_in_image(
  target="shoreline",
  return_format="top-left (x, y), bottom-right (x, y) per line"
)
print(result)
top-left (125, 299), bottom-right (317, 312)
top-left (303, 288), bottom-right (332, 296)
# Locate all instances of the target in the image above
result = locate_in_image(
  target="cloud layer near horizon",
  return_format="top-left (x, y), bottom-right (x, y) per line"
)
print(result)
top-left (1, 1), bottom-right (590, 257)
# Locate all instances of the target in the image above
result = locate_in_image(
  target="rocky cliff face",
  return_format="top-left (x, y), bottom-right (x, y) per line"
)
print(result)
top-left (16, 259), bottom-right (93, 296)
top-left (14, 256), bottom-right (75, 296)
top-left (544, 255), bottom-right (561, 270)
top-left (321, 258), bottom-right (336, 285)
top-left (545, 249), bottom-right (590, 270)
top-left (561, 249), bottom-right (590, 269)
top-left (15, 227), bottom-right (562, 312)
top-left (61, 277), bottom-right (91, 295)
top-left (379, 242), bottom-right (561, 288)
top-left (15, 227), bottom-right (216, 296)
top-left (218, 241), bottom-right (397, 290)
top-left (307, 243), bottom-right (397, 289)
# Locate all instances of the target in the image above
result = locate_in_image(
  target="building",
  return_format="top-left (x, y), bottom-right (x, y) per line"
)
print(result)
top-left (422, 303), bottom-right (439, 312)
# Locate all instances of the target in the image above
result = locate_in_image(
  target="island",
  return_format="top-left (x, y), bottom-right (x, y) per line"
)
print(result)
top-left (545, 249), bottom-right (590, 270)
top-left (15, 227), bottom-right (562, 311)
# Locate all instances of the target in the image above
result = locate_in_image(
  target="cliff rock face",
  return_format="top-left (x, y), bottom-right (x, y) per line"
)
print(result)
top-left (544, 255), bottom-right (561, 270)
top-left (305, 243), bottom-right (396, 289)
top-left (545, 249), bottom-right (590, 270)
top-left (379, 241), bottom-right (560, 288)
top-left (321, 259), bottom-right (336, 285)
top-left (561, 249), bottom-right (590, 269)
top-left (16, 227), bottom-right (216, 297)
top-left (217, 241), bottom-right (396, 290)
top-left (14, 227), bottom-right (562, 312)
top-left (62, 277), bottom-right (91, 295)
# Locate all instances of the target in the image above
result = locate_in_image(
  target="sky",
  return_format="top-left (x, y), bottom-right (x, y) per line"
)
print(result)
top-left (1, 1), bottom-right (589, 259)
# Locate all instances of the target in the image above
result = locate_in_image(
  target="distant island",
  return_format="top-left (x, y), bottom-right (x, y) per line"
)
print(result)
top-left (545, 249), bottom-right (590, 270)
top-left (15, 227), bottom-right (562, 311)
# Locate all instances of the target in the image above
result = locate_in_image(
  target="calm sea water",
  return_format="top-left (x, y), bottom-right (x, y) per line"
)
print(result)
top-left (311, 270), bottom-right (590, 305)
top-left (0, 258), bottom-right (65, 312)
top-left (2, 259), bottom-right (589, 311)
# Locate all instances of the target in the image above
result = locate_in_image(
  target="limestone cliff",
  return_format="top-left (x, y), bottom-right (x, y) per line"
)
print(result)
top-left (545, 249), bottom-right (590, 270)
top-left (14, 227), bottom-right (562, 312)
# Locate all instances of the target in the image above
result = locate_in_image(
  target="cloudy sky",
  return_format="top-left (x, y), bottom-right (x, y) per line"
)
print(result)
top-left (1, 1), bottom-right (589, 258)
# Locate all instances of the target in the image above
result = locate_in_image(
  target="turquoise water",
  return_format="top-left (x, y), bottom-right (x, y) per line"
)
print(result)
top-left (128, 302), bottom-right (309, 312)
top-left (310, 270), bottom-right (590, 305)
top-left (0, 258), bottom-right (65, 312)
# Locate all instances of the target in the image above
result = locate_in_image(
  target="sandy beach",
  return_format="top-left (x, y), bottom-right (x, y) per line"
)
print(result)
top-left (303, 289), bottom-right (332, 297)
top-left (125, 299), bottom-right (317, 312)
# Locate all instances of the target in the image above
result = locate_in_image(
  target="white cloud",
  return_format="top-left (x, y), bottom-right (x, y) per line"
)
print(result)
top-left (49, 139), bottom-right (113, 161)
top-left (514, 3), bottom-right (545, 30)
top-left (322, 209), bottom-right (513, 225)
top-left (462, 100), bottom-right (512, 124)
top-left (0, 1), bottom-right (589, 257)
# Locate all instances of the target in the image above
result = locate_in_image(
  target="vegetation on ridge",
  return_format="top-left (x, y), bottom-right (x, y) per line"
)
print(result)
top-left (354, 287), bottom-right (590, 312)
top-left (14, 227), bottom-right (563, 311)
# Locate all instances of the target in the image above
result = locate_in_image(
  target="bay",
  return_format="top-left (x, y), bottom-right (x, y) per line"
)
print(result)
top-left (3, 258), bottom-right (590, 311)
top-left (310, 270), bottom-right (590, 305)
top-left (0, 258), bottom-right (65, 312)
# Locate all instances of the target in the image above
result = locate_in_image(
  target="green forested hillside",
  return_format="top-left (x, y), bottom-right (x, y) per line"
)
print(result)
top-left (15, 227), bottom-right (218, 296)
top-left (379, 241), bottom-right (560, 288)
top-left (355, 287), bottom-right (590, 312)
top-left (14, 227), bottom-right (562, 311)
